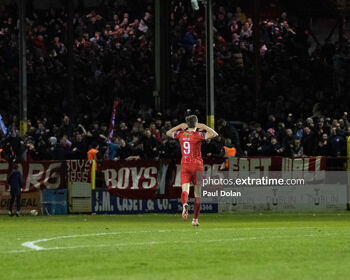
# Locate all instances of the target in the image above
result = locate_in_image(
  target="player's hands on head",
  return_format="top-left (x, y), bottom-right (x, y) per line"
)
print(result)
top-left (196, 123), bottom-right (205, 129)
top-left (179, 123), bottom-right (188, 130)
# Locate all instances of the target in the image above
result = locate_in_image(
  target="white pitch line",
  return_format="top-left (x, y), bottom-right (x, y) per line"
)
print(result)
top-left (20, 225), bottom-right (338, 251)
top-left (11, 233), bottom-right (337, 254)
top-left (21, 230), bottom-right (156, 251)
top-left (11, 229), bottom-right (343, 254)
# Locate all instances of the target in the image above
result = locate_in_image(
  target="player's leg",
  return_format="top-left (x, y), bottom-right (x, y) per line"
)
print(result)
top-left (192, 184), bottom-right (201, 226)
top-left (180, 164), bottom-right (191, 220)
top-left (8, 194), bottom-right (15, 216)
top-left (181, 183), bottom-right (190, 220)
top-left (192, 166), bottom-right (203, 226)
top-left (15, 194), bottom-right (21, 216)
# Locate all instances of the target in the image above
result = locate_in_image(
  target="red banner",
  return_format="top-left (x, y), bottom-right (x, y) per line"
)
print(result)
top-left (228, 156), bottom-right (326, 171)
top-left (0, 157), bottom-right (327, 197)
top-left (102, 157), bottom-right (326, 199)
top-left (101, 160), bottom-right (160, 199)
top-left (67, 160), bottom-right (92, 182)
top-left (0, 161), bottom-right (66, 192)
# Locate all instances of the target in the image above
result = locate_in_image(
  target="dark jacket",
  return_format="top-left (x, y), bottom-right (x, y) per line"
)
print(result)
top-left (7, 169), bottom-right (23, 195)
top-left (328, 135), bottom-right (346, 156)
top-left (142, 136), bottom-right (159, 159)
top-left (302, 132), bottom-right (317, 156)
top-left (218, 124), bottom-right (241, 155)
top-left (314, 141), bottom-right (330, 156)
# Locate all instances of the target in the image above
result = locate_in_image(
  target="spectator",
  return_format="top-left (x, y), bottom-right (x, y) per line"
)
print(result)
top-left (60, 115), bottom-right (74, 138)
top-left (328, 127), bottom-right (346, 156)
top-left (71, 132), bottom-right (88, 159)
top-left (270, 136), bottom-right (284, 156)
top-left (282, 128), bottom-right (294, 157)
top-left (302, 127), bottom-right (317, 156)
top-left (291, 139), bottom-right (303, 157)
top-left (7, 162), bottom-right (23, 217)
top-left (217, 119), bottom-right (241, 154)
top-left (87, 143), bottom-right (99, 160)
top-left (315, 133), bottom-right (329, 156)
top-left (118, 138), bottom-right (132, 160)
top-left (107, 137), bottom-right (120, 160)
top-left (48, 136), bottom-right (65, 160)
top-left (142, 128), bottom-right (159, 159)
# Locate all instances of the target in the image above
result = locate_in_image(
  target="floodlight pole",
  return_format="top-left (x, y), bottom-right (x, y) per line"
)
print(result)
top-left (19, 0), bottom-right (27, 136)
top-left (204, 0), bottom-right (215, 129)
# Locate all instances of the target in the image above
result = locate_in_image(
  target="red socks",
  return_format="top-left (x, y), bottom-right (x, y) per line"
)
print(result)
top-left (181, 191), bottom-right (189, 205)
top-left (181, 192), bottom-right (200, 219)
top-left (194, 197), bottom-right (201, 219)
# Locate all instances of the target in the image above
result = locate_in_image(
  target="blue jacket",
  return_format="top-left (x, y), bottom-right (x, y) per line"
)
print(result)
top-left (7, 169), bottom-right (23, 195)
top-left (108, 143), bottom-right (120, 160)
top-left (183, 32), bottom-right (196, 51)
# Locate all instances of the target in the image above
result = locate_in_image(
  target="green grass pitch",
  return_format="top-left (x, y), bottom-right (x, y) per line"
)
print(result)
top-left (1, 213), bottom-right (350, 280)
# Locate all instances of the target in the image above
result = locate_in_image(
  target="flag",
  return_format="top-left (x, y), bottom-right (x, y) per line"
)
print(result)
top-left (0, 114), bottom-right (7, 136)
top-left (107, 100), bottom-right (119, 143)
top-left (157, 161), bottom-right (169, 195)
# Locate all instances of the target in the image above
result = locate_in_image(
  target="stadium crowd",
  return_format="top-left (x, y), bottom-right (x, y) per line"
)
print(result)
top-left (0, 0), bottom-right (349, 162)
top-left (0, 109), bottom-right (348, 162)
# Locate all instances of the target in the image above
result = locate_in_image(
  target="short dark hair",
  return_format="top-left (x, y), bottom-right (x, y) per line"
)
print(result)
top-left (185, 115), bottom-right (198, 128)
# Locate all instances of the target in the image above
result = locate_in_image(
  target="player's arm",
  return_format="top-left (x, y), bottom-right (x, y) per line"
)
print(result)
top-left (196, 123), bottom-right (218, 139)
top-left (166, 123), bottom-right (188, 138)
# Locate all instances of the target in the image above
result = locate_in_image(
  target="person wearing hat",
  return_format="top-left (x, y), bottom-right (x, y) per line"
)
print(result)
top-left (48, 136), bottom-right (65, 160)
top-left (267, 128), bottom-right (275, 136)
top-left (49, 136), bottom-right (57, 146)
top-left (7, 162), bottom-right (23, 217)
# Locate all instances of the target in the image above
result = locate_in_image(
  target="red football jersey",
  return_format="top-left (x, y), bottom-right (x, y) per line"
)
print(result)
top-left (173, 130), bottom-right (207, 166)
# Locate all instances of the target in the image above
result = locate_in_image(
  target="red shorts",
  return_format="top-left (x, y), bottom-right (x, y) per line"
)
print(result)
top-left (180, 163), bottom-right (203, 185)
